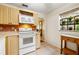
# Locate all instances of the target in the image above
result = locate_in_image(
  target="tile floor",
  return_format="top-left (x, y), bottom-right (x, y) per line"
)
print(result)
top-left (26, 42), bottom-right (60, 55)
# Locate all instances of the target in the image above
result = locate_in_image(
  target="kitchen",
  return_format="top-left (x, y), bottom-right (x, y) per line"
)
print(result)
top-left (0, 3), bottom-right (41, 55)
top-left (0, 3), bottom-right (79, 55)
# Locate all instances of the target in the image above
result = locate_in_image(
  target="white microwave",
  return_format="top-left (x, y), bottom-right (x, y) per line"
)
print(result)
top-left (19, 14), bottom-right (34, 24)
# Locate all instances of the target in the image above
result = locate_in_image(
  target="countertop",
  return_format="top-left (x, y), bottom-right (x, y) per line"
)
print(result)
top-left (60, 30), bottom-right (79, 39)
top-left (0, 31), bottom-right (19, 38)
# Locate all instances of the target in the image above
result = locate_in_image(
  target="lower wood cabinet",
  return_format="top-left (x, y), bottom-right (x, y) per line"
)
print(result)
top-left (5, 35), bottom-right (19, 55)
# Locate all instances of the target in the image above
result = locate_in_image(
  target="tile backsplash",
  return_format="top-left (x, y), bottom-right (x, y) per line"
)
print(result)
top-left (0, 24), bottom-right (19, 31)
top-left (0, 24), bottom-right (36, 31)
top-left (19, 24), bottom-right (36, 31)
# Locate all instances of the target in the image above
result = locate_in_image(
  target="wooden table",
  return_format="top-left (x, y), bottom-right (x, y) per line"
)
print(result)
top-left (61, 35), bottom-right (79, 55)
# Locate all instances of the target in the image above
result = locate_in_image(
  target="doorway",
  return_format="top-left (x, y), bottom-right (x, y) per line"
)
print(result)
top-left (38, 18), bottom-right (44, 42)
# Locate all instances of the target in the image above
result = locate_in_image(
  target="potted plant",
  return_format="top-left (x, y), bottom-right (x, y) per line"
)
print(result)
top-left (75, 18), bottom-right (79, 24)
top-left (62, 21), bottom-right (66, 25)
top-left (67, 16), bottom-right (73, 24)
top-left (67, 16), bottom-right (73, 21)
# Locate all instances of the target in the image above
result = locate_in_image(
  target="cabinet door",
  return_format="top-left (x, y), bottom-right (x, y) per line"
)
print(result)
top-left (33, 13), bottom-right (39, 25)
top-left (0, 5), bottom-right (9, 24)
top-left (6, 35), bottom-right (19, 55)
top-left (10, 8), bottom-right (19, 25)
top-left (3, 5), bottom-right (9, 24)
top-left (0, 5), bottom-right (3, 24)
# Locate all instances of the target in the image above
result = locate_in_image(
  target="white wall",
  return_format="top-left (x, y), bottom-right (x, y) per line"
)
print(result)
top-left (45, 3), bottom-right (79, 48)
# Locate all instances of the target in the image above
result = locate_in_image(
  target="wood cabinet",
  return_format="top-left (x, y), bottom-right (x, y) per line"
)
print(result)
top-left (6, 35), bottom-right (19, 55)
top-left (9, 7), bottom-right (19, 25)
top-left (61, 36), bottom-right (79, 55)
top-left (0, 5), bottom-right (9, 24)
top-left (0, 5), bottom-right (19, 25)
top-left (33, 13), bottom-right (39, 25)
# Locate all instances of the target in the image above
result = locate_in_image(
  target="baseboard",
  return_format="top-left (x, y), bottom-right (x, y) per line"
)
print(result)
top-left (44, 41), bottom-right (61, 52)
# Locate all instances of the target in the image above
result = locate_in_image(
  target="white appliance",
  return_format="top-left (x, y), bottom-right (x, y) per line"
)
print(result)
top-left (19, 14), bottom-right (34, 24)
top-left (0, 37), bottom-right (5, 55)
top-left (19, 28), bottom-right (36, 55)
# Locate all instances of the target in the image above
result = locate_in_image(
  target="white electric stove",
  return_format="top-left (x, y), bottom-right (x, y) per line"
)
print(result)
top-left (19, 28), bottom-right (36, 55)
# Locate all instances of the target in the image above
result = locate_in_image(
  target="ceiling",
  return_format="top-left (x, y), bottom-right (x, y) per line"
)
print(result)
top-left (6, 3), bottom-right (68, 14)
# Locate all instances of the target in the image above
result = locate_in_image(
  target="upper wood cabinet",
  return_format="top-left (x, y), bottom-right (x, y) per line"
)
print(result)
top-left (10, 7), bottom-right (19, 25)
top-left (0, 5), bottom-right (19, 25)
top-left (0, 5), bottom-right (9, 24)
top-left (33, 13), bottom-right (39, 25)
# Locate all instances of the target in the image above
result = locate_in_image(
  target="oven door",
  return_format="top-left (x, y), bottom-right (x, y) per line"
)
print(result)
top-left (19, 34), bottom-right (35, 49)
